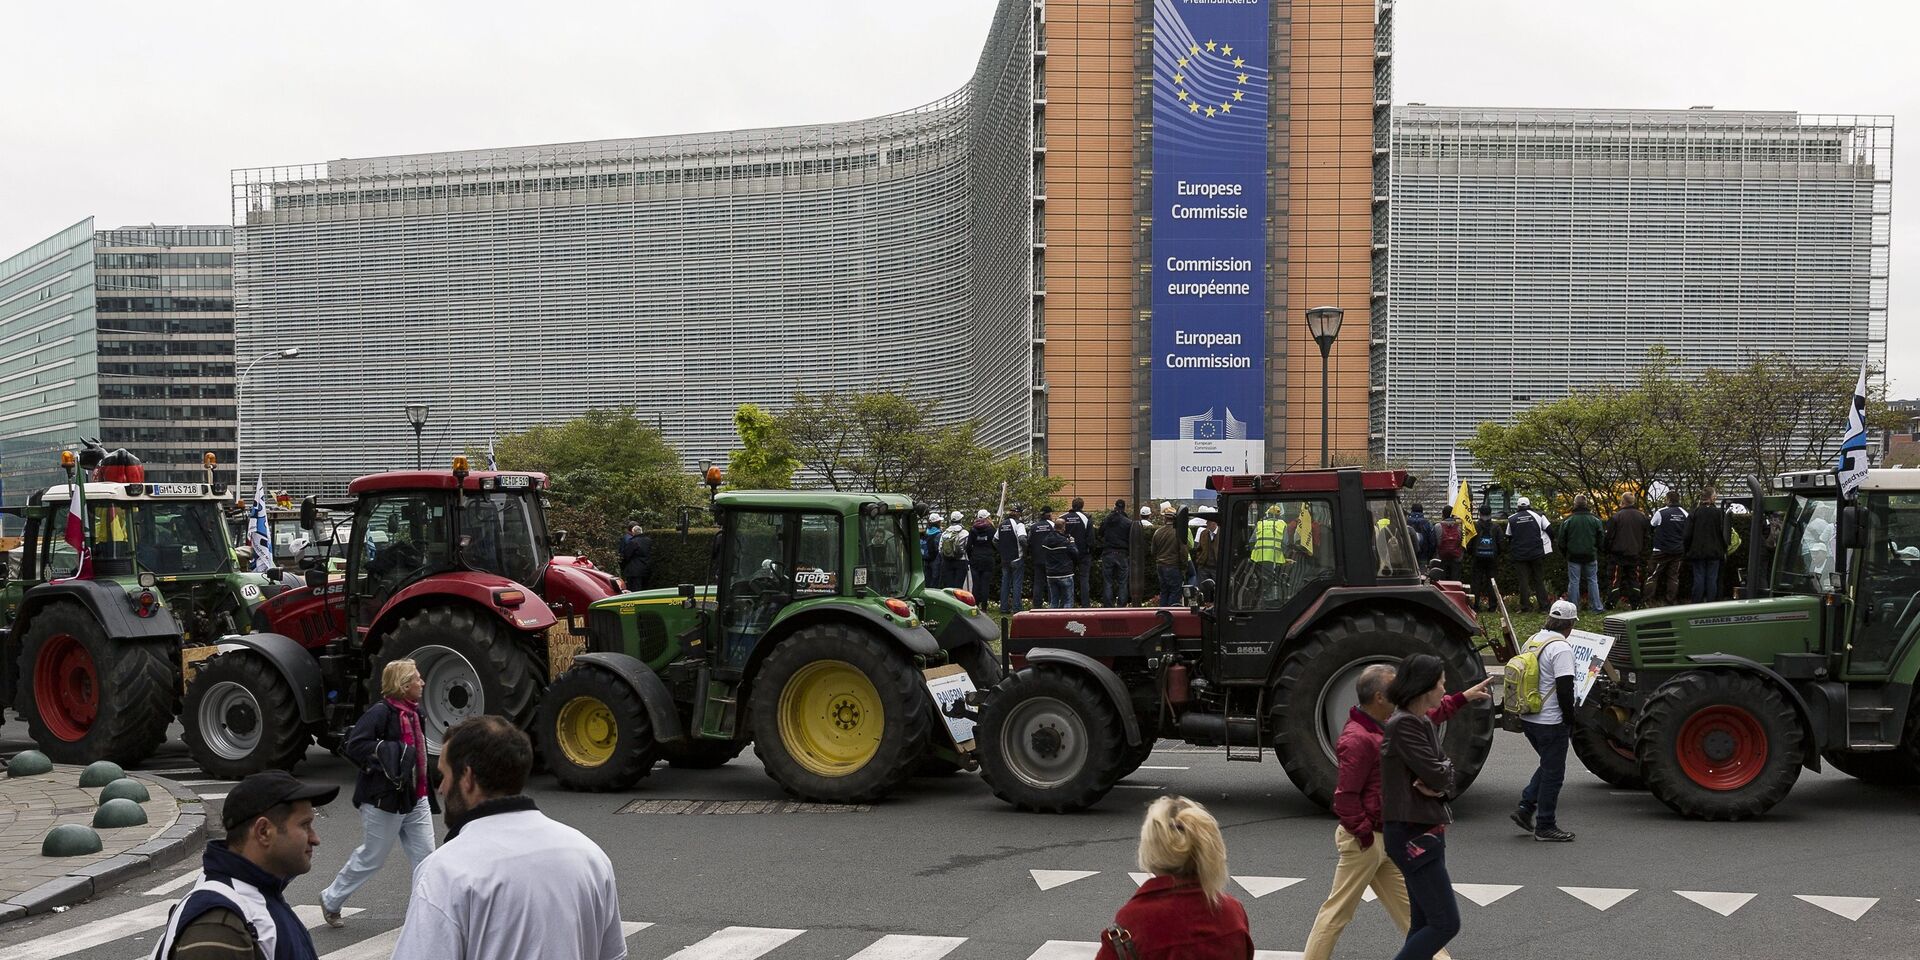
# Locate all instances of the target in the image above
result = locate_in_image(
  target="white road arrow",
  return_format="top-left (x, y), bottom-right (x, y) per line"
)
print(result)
top-left (1453, 883), bottom-right (1523, 906)
top-left (1031, 869), bottom-right (1100, 891)
top-left (1677, 891), bottom-right (1756, 917)
top-left (1362, 888), bottom-right (1377, 903)
top-left (1128, 872), bottom-right (1151, 887)
top-left (1795, 895), bottom-right (1878, 921)
top-left (1234, 876), bottom-right (1307, 899)
top-left (1560, 887), bottom-right (1637, 911)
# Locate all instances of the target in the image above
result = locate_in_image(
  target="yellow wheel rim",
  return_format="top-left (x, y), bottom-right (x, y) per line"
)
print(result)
top-left (554, 696), bottom-right (618, 768)
top-left (777, 659), bottom-right (884, 777)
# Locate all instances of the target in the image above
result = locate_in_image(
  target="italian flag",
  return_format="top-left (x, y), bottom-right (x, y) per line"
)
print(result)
top-left (57, 471), bottom-right (92, 581)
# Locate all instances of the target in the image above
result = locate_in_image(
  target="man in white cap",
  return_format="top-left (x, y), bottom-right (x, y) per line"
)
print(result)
top-left (1512, 598), bottom-right (1581, 842)
top-left (940, 510), bottom-right (969, 589)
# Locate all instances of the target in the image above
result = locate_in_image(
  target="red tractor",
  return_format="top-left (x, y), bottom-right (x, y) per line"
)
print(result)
top-left (973, 469), bottom-right (1496, 812)
top-left (178, 459), bottom-right (622, 777)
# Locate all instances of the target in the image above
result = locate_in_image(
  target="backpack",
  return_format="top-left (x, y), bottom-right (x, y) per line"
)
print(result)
top-left (1471, 532), bottom-right (1497, 559)
top-left (940, 527), bottom-right (968, 560)
top-left (1500, 634), bottom-right (1566, 728)
top-left (1437, 522), bottom-right (1463, 560)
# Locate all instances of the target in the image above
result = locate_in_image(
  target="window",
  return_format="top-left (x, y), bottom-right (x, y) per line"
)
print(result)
top-left (1225, 499), bottom-right (1335, 611)
top-left (1855, 492), bottom-right (1920, 669)
top-left (355, 493), bottom-right (451, 606)
top-left (795, 513), bottom-right (843, 597)
top-left (857, 510), bottom-right (910, 598)
top-left (1368, 499), bottom-right (1421, 578)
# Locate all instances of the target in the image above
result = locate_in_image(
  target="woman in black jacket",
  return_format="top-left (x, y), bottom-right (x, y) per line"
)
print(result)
top-left (1380, 655), bottom-right (1462, 960)
top-left (318, 659), bottom-right (438, 927)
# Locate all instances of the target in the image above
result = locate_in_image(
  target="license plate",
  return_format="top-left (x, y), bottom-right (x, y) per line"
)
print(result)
top-left (149, 483), bottom-right (204, 497)
top-left (496, 475), bottom-right (531, 489)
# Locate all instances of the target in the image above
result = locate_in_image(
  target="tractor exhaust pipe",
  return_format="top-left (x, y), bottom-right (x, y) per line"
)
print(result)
top-left (1177, 713), bottom-right (1263, 748)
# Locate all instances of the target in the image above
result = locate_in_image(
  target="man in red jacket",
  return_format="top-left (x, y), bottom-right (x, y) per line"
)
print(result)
top-left (1302, 664), bottom-right (1490, 960)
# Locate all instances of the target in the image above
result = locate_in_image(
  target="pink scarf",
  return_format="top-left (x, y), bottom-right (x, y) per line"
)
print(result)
top-left (387, 697), bottom-right (430, 801)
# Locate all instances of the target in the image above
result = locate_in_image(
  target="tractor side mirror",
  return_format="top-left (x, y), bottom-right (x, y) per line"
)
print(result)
top-left (305, 568), bottom-right (327, 590)
top-left (1199, 578), bottom-right (1216, 603)
top-left (1839, 505), bottom-right (1867, 550)
top-left (552, 529), bottom-right (569, 548)
top-left (299, 496), bottom-right (318, 530)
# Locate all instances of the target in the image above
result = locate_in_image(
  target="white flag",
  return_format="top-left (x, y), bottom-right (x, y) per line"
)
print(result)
top-left (249, 472), bottom-right (274, 573)
top-left (1447, 450), bottom-right (1459, 505)
top-left (1835, 361), bottom-right (1870, 501)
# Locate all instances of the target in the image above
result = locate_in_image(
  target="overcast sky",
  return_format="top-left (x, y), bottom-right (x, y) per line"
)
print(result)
top-left (1, 1), bottom-right (1909, 391)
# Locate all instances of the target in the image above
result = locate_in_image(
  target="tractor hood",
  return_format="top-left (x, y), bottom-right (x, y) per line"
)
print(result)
top-left (1603, 595), bottom-right (1823, 670)
top-left (1005, 607), bottom-right (1202, 655)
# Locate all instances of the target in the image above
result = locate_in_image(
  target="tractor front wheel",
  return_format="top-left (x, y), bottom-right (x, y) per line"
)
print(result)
top-left (182, 652), bottom-right (311, 779)
top-left (539, 667), bottom-right (657, 792)
top-left (976, 667), bottom-right (1126, 813)
top-left (379, 606), bottom-right (544, 753)
top-left (750, 623), bottom-right (930, 804)
top-left (18, 604), bottom-right (173, 766)
top-left (1637, 671), bottom-right (1803, 820)
top-left (1270, 611), bottom-right (1494, 809)
top-left (1570, 704), bottom-right (1645, 789)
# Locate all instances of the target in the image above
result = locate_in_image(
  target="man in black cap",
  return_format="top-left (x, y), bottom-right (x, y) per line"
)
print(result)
top-left (151, 770), bottom-right (338, 960)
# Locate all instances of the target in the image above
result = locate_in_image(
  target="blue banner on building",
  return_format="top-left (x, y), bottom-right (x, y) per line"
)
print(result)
top-left (1150, 0), bottom-right (1268, 499)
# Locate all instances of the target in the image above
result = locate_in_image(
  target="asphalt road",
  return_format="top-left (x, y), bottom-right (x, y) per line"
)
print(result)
top-left (3, 715), bottom-right (1914, 960)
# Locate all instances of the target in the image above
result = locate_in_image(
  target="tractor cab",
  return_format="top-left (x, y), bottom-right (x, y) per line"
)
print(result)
top-left (1766, 468), bottom-right (1920, 678)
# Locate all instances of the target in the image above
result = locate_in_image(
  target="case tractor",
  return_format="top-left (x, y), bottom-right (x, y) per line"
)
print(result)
top-left (536, 491), bottom-right (1002, 805)
top-left (2, 445), bottom-right (279, 765)
top-left (177, 458), bottom-right (622, 778)
top-left (970, 468), bottom-right (1496, 813)
top-left (1578, 468), bottom-right (1920, 820)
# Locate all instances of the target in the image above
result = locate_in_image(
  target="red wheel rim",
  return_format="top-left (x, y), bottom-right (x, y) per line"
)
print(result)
top-left (34, 633), bottom-right (100, 742)
top-left (1676, 705), bottom-right (1767, 790)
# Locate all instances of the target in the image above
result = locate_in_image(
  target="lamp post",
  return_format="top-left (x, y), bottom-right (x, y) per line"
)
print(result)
top-left (406, 404), bottom-right (430, 469)
top-left (1305, 306), bottom-right (1345, 469)
top-left (698, 458), bottom-right (723, 505)
top-left (234, 346), bottom-right (301, 491)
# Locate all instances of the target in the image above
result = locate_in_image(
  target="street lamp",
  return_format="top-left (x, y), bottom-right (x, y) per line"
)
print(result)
top-left (1305, 305), bottom-right (1345, 469)
top-left (235, 346), bottom-right (301, 491)
top-left (406, 404), bottom-right (430, 469)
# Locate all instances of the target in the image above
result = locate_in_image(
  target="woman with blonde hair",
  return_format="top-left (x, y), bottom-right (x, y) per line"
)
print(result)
top-left (1095, 796), bottom-right (1253, 960)
top-left (319, 659), bottom-right (436, 927)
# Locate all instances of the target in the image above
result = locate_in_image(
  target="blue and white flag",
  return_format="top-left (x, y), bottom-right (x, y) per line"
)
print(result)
top-left (1835, 361), bottom-right (1870, 502)
top-left (487, 435), bottom-right (498, 471)
top-left (249, 472), bottom-right (274, 573)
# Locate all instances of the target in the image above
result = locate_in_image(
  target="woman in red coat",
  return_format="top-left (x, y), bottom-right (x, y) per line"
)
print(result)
top-left (1096, 796), bottom-right (1254, 960)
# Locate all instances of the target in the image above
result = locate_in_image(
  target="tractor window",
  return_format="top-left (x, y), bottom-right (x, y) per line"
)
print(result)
top-left (1368, 499), bottom-right (1420, 578)
top-left (92, 505), bottom-right (135, 565)
top-left (1776, 497), bottom-right (1839, 596)
top-left (41, 528), bottom-right (80, 579)
top-left (129, 501), bottom-right (232, 576)
top-left (1226, 499), bottom-right (1335, 611)
top-left (720, 510), bottom-right (798, 669)
top-left (460, 492), bottom-right (545, 585)
top-left (1854, 492), bottom-right (1920, 671)
top-left (858, 511), bottom-right (911, 598)
top-left (354, 493), bottom-right (452, 605)
top-left (794, 513), bottom-right (842, 597)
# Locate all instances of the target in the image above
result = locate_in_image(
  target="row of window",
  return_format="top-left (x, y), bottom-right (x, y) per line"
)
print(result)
top-left (101, 383), bottom-right (235, 401)
top-left (95, 296), bottom-right (235, 313)
top-left (98, 340), bottom-right (235, 357)
top-left (96, 253), bottom-right (233, 269)
top-left (97, 274), bottom-right (233, 291)
top-left (101, 404), bottom-right (234, 421)
top-left (96, 228), bottom-right (232, 248)
top-left (98, 317), bottom-right (235, 335)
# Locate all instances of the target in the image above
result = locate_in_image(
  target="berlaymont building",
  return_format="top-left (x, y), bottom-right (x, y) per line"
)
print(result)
top-left (230, 0), bottom-right (1889, 501)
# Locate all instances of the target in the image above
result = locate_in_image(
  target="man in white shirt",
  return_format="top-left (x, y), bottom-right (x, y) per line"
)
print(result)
top-left (1512, 599), bottom-right (1580, 843)
top-left (392, 716), bottom-right (624, 960)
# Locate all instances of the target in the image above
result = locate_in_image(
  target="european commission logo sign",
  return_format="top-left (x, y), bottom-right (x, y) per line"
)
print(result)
top-left (1178, 408), bottom-right (1247, 443)
top-left (1167, 38), bottom-right (1255, 121)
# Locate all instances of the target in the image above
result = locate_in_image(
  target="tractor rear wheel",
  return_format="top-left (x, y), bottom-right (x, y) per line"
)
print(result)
top-left (750, 623), bottom-right (930, 803)
top-left (539, 667), bottom-right (657, 791)
top-left (976, 666), bottom-right (1127, 813)
top-left (660, 740), bottom-right (746, 769)
top-left (18, 604), bottom-right (173, 766)
top-left (1270, 610), bottom-right (1493, 808)
top-left (182, 652), bottom-right (311, 779)
top-left (379, 606), bottom-right (544, 753)
top-left (1637, 671), bottom-right (1803, 820)
top-left (1570, 705), bottom-right (1646, 789)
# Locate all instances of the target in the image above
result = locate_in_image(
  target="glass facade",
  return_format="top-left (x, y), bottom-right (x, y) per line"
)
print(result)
top-left (0, 219), bottom-right (99, 499)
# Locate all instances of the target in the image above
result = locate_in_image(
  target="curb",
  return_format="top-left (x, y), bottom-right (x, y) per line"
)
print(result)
top-left (1, 770), bottom-right (206, 923)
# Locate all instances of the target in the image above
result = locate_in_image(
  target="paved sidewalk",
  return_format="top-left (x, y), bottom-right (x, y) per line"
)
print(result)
top-left (0, 762), bottom-right (204, 924)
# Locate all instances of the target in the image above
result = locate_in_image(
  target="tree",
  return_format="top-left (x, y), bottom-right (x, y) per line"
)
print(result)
top-left (727, 404), bottom-right (797, 490)
top-left (483, 408), bottom-right (702, 533)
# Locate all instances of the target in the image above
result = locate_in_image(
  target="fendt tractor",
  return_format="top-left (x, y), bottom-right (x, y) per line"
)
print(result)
top-left (2, 445), bottom-right (279, 765)
top-left (971, 468), bottom-right (1496, 813)
top-left (1578, 468), bottom-right (1920, 820)
top-left (536, 491), bottom-right (1002, 804)
top-left (178, 458), bottom-right (623, 778)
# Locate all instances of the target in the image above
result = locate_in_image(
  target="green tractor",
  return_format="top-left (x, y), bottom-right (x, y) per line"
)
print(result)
top-left (1584, 468), bottom-right (1920, 820)
top-left (1, 445), bottom-right (279, 765)
top-left (536, 491), bottom-right (1002, 803)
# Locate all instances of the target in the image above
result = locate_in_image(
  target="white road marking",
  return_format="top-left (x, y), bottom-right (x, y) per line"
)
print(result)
top-left (1234, 876), bottom-right (1306, 899)
top-left (141, 867), bottom-right (201, 896)
top-left (624, 922), bottom-right (656, 936)
top-left (137, 768), bottom-right (203, 777)
top-left (176, 779), bottom-right (235, 786)
top-left (5, 899), bottom-right (180, 960)
top-left (1362, 887), bottom-right (1377, 902)
top-left (1112, 783), bottom-right (1165, 790)
top-left (1024, 941), bottom-right (1101, 960)
top-left (292, 905), bottom-right (365, 927)
top-left (1795, 894), bottom-right (1878, 920)
top-left (1560, 886), bottom-right (1637, 911)
top-left (1254, 952), bottom-right (1306, 960)
top-left (662, 926), bottom-right (805, 960)
top-left (845, 934), bottom-right (967, 960)
top-left (320, 927), bottom-right (401, 960)
top-left (1128, 872), bottom-right (1151, 886)
top-left (1134, 765), bottom-right (1189, 770)
top-left (1676, 890), bottom-right (1756, 916)
top-left (1453, 883), bottom-right (1522, 906)
top-left (199, 792), bottom-right (229, 800)
top-left (1030, 869), bottom-right (1100, 891)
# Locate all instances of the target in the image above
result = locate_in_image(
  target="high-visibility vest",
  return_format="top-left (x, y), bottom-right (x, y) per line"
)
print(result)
top-left (1252, 518), bottom-right (1287, 563)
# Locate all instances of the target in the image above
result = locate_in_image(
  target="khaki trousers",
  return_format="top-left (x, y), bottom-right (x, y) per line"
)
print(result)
top-left (1301, 824), bottom-right (1452, 960)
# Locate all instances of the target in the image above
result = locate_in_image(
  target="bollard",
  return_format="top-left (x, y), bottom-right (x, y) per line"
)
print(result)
top-left (93, 797), bottom-right (149, 828)
top-left (42, 823), bottom-right (104, 857)
top-left (99, 777), bottom-right (153, 805)
top-left (78, 761), bottom-right (126, 788)
top-left (7, 750), bottom-right (54, 777)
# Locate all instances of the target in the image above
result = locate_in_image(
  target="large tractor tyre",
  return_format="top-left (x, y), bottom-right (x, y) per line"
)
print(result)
top-left (661, 740), bottom-right (747, 769)
top-left (1636, 671), bottom-right (1804, 821)
top-left (378, 606), bottom-right (544, 754)
top-left (1570, 707), bottom-right (1646, 789)
top-left (1113, 735), bottom-right (1158, 783)
top-left (17, 605), bottom-right (174, 766)
top-left (538, 668), bottom-right (657, 792)
top-left (917, 641), bottom-right (1006, 777)
top-left (1270, 611), bottom-right (1493, 809)
top-left (182, 653), bottom-right (312, 780)
top-left (975, 667), bottom-right (1128, 813)
top-left (749, 623), bottom-right (932, 804)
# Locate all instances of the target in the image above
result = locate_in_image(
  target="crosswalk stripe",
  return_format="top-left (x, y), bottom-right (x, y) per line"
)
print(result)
top-left (845, 934), bottom-right (967, 960)
top-left (6, 899), bottom-right (180, 960)
top-left (1024, 941), bottom-right (1100, 960)
top-left (663, 926), bottom-right (805, 960)
top-left (199, 792), bottom-right (230, 800)
top-left (176, 779), bottom-right (235, 786)
top-left (1030, 869), bottom-right (1100, 891)
top-left (624, 921), bottom-right (656, 937)
top-left (294, 905), bottom-right (366, 928)
top-left (141, 867), bottom-right (202, 896)
top-left (1253, 952), bottom-right (1306, 960)
top-left (321, 927), bottom-right (402, 960)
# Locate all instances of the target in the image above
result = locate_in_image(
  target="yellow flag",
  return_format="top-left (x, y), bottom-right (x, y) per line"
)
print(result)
top-left (1453, 481), bottom-right (1477, 541)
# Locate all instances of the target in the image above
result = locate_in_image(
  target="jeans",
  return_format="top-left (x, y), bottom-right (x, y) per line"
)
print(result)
top-left (1102, 553), bottom-right (1129, 607)
top-left (1383, 821), bottom-right (1460, 960)
top-left (1690, 558), bottom-right (1722, 602)
top-left (1156, 564), bottom-right (1184, 606)
top-left (1609, 555), bottom-right (1642, 607)
top-left (322, 796), bottom-right (434, 912)
top-left (1519, 720), bottom-right (1571, 830)
top-left (1047, 575), bottom-right (1075, 609)
top-left (1302, 825), bottom-right (1452, 960)
top-left (1073, 556), bottom-right (1092, 607)
top-left (999, 559), bottom-right (1024, 613)
top-left (1566, 560), bottom-right (1603, 612)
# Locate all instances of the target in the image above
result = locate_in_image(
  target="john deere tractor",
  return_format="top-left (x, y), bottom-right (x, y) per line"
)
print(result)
top-left (1586, 469), bottom-right (1920, 820)
top-left (1, 444), bottom-right (278, 765)
top-left (537, 491), bottom-right (1001, 804)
